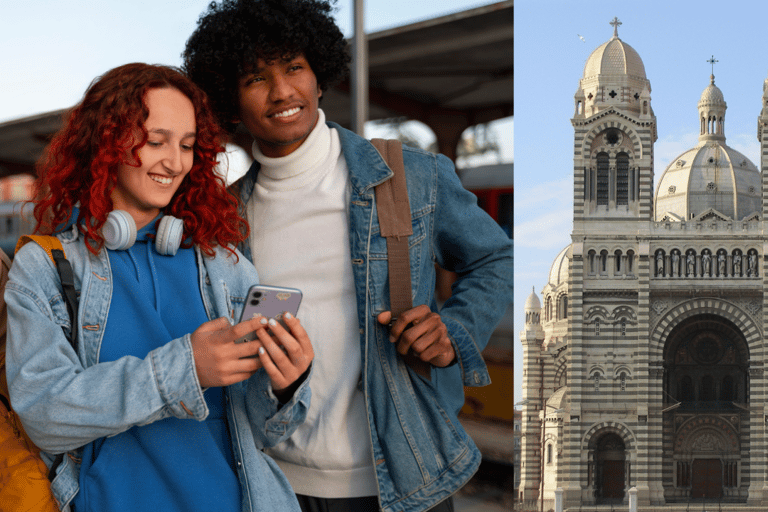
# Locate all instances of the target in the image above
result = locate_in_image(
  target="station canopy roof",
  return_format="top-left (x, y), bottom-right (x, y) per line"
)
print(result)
top-left (0, 0), bottom-right (512, 178)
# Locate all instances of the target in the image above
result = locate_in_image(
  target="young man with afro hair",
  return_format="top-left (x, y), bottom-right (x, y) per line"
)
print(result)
top-left (184, 2), bottom-right (514, 511)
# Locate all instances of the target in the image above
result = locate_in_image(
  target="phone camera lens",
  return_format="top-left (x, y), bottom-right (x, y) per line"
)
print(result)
top-left (253, 292), bottom-right (263, 298)
top-left (250, 299), bottom-right (260, 306)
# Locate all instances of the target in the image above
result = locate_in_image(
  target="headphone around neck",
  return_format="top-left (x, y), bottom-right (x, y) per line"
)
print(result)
top-left (103, 210), bottom-right (184, 256)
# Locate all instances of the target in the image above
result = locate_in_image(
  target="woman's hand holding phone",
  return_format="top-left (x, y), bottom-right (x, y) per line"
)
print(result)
top-left (190, 316), bottom-right (267, 387)
top-left (190, 312), bottom-right (313, 393)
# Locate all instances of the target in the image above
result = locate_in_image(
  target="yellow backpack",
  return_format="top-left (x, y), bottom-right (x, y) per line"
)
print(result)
top-left (1, 235), bottom-right (79, 512)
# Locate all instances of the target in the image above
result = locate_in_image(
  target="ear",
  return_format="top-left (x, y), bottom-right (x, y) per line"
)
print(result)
top-left (317, 85), bottom-right (322, 100)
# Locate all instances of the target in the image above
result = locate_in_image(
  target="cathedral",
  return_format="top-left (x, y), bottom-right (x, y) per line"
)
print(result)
top-left (519, 18), bottom-right (768, 510)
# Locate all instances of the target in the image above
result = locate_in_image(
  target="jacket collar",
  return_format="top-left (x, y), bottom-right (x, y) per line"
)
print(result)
top-left (238, 121), bottom-right (395, 203)
top-left (330, 122), bottom-right (394, 194)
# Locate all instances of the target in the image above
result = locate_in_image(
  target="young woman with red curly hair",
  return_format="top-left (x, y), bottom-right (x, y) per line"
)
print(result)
top-left (5, 63), bottom-right (313, 512)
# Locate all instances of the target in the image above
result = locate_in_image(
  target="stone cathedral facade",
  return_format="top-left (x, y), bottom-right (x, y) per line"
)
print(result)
top-left (519, 20), bottom-right (768, 510)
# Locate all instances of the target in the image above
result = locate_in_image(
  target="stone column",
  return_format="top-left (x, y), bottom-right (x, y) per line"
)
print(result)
top-left (629, 487), bottom-right (638, 512)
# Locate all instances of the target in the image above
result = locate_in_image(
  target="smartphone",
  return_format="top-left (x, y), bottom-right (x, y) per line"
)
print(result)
top-left (235, 285), bottom-right (303, 344)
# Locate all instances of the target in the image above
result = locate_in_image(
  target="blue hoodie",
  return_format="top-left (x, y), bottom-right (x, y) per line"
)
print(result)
top-left (72, 217), bottom-right (240, 512)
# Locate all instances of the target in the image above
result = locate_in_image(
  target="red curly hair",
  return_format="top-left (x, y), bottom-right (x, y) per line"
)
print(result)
top-left (34, 62), bottom-right (248, 257)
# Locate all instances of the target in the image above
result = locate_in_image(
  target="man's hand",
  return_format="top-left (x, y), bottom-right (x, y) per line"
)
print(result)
top-left (190, 316), bottom-right (266, 388)
top-left (377, 305), bottom-right (456, 368)
top-left (250, 312), bottom-right (314, 400)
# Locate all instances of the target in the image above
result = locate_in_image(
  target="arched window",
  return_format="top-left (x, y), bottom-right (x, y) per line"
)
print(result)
top-left (614, 250), bottom-right (622, 273)
top-left (595, 318), bottom-right (601, 336)
top-left (620, 319), bottom-right (626, 336)
top-left (616, 153), bottom-right (629, 205)
top-left (545, 296), bottom-right (553, 321)
top-left (596, 153), bottom-right (609, 206)
top-left (626, 250), bottom-right (635, 274)
top-left (547, 443), bottom-right (553, 464)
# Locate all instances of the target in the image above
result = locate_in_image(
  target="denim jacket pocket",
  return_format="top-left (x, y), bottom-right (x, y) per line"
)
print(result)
top-left (48, 292), bottom-right (74, 340)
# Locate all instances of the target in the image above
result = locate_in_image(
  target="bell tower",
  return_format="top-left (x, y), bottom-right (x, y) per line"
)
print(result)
top-left (572, 17), bottom-right (657, 228)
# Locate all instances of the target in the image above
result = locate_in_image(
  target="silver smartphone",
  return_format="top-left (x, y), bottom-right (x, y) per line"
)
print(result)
top-left (235, 285), bottom-right (303, 344)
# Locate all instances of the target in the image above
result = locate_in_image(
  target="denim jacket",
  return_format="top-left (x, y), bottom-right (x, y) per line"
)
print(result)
top-left (236, 123), bottom-right (514, 512)
top-left (5, 227), bottom-right (310, 511)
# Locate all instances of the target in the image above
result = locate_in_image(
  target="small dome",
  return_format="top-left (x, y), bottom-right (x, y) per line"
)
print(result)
top-left (583, 36), bottom-right (646, 80)
top-left (525, 287), bottom-right (541, 310)
top-left (548, 245), bottom-right (571, 287)
top-left (699, 76), bottom-right (725, 106)
top-left (547, 387), bottom-right (567, 412)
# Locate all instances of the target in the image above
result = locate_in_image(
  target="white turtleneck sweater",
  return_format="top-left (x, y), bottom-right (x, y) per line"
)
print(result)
top-left (246, 110), bottom-right (377, 498)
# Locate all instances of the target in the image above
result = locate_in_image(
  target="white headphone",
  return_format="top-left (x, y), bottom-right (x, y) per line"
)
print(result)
top-left (103, 210), bottom-right (184, 256)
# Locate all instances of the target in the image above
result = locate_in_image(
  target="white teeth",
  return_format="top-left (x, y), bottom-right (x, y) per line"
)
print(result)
top-left (273, 107), bottom-right (300, 118)
top-left (150, 175), bottom-right (172, 185)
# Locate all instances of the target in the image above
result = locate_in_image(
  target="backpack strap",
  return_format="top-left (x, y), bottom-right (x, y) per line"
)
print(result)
top-left (370, 139), bottom-right (430, 380)
top-left (15, 235), bottom-right (79, 354)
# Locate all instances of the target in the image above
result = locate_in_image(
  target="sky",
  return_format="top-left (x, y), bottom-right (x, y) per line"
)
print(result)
top-left (514, 1), bottom-right (768, 404)
top-left (0, 0), bottom-right (511, 166)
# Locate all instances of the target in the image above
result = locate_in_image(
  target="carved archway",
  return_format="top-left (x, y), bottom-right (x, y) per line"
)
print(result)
top-left (655, 308), bottom-right (751, 503)
top-left (583, 422), bottom-right (635, 504)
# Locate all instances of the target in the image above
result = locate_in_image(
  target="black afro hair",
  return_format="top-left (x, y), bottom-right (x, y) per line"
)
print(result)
top-left (183, 0), bottom-right (350, 133)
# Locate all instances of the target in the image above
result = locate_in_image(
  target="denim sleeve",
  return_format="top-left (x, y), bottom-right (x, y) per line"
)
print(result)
top-left (4, 243), bottom-right (208, 454)
top-left (244, 367), bottom-right (311, 449)
top-left (430, 153), bottom-right (514, 387)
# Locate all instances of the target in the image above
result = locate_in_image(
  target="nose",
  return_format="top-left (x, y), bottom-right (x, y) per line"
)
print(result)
top-left (268, 74), bottom-right (292, 102)
top-left (164, 146), bottom-right (184, 174)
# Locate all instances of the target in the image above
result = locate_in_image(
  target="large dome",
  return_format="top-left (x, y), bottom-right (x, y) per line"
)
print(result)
top-left (576, 20), bottom-right (652, 118)
top-left (583, 35), bottom-right (646, 80)
top-left (655, 75), bottom-right (760, 221)
top-left (654, 143), bottom-right (760, 221)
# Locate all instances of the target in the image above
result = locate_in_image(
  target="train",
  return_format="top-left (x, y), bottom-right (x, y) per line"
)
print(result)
top-left (457, 162), bottom-right (515, 464)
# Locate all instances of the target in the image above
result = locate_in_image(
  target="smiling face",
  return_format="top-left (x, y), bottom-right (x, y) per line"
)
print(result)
top-left (236, 54), bottom-right (322, 157)
top-left (112, 87), bottom-right (196, 229)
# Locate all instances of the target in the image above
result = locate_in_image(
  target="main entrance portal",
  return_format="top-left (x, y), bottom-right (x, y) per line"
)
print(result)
top-left (662, 313), bottom-right (748, 502)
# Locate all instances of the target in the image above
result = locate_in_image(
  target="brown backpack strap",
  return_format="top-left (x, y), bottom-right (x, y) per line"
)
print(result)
top-left (370, 139), bottom-right (430, 380)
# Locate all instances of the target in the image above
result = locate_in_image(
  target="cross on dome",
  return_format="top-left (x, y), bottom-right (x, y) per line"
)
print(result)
top-left (707, 55), bottom-right (719, 76)
top-left (610, 17), bottom-right (622, 37)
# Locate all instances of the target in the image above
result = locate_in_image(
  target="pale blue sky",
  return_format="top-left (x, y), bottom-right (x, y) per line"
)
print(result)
top-left (514, 1), bottom-right (768, 403)
top-left (0, 0), bottom-right (510, 160)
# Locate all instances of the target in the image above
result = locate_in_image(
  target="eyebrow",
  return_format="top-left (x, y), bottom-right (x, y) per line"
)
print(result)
top-left (243, 54), bottom-right (302, 75)
top-left (148, 128), bottom-right (196, 138)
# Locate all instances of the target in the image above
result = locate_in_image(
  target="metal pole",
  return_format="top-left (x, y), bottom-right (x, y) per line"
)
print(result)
top-left (351, 0), bottom-right (368, 136)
